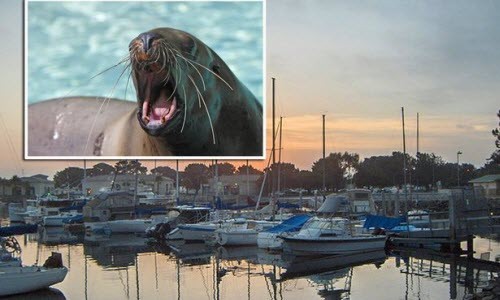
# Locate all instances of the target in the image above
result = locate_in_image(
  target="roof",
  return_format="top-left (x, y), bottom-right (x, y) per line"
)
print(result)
top-left (20, 175), bottom-right (53, 184)
top-left (469, 174), bottom-right (500, 183)
top-left (82, 174), bottom-right (173, 183)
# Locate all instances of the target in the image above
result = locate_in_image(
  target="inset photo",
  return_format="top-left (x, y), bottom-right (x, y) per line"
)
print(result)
top-left (25, 0), bottom-right (264, 159)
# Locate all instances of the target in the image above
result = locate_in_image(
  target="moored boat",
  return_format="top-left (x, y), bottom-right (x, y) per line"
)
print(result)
top-left (106, 217), bottom-right (167, 234)
top-left (215, 220), bottom-right (279, 246)
top-left (176, 218), bottom-right (248, 242)
top-left (0, 253), bottom-right (68, 297)
top-left (42, 211), bottom-right (83, 227)
top-left (281, 216), bottom-right (386, 256)
top-left (8, 203), bottom-right (26, 223)
top-left (0, 243), bottom-right (68, 297)
top-left (257, 214), bottom-right (311, 250)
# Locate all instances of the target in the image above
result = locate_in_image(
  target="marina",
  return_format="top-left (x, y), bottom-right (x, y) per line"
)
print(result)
top-left (0, 225), bottom-right (497, 299)
top-left (0, 188), bottom-right (499, 299)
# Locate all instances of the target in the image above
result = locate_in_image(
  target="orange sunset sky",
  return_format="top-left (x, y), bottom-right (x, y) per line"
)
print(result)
top-left (0, 0), bottom-right (498, 179)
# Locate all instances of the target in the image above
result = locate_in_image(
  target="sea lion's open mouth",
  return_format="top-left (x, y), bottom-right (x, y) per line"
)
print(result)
top-left (130, 32), bottom-right (183, 136)
top-left (137, 73), bottom-right (180, 134)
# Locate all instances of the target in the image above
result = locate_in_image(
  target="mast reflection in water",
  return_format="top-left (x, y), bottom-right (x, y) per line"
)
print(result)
top-left (3, 227), bottom-right (499, 300)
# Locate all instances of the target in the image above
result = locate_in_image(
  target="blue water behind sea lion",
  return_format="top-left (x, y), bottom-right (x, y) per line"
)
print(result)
top-left (27, 1), bottom-right (263, 104)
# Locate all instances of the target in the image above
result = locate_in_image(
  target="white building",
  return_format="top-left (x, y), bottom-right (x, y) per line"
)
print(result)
top-left (82, 174), bottom-right (174, 196)
top-left (207, 174), bottom-right (261, 197)
top-left (469, 174), bottom-right (500, 200)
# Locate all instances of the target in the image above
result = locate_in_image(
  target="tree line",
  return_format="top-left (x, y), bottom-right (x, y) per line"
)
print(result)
top-left (43, 150), bottom-right (499, 196)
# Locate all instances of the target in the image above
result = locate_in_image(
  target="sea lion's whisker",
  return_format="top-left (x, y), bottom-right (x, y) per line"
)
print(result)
top-left (175, 54), bottom-right (233, 91)
top-left (180, 85), bottom-right (187, 133)
top-left (165, 68), bottom-right (179, 103)
top-left (124, 68), bottom-right (132, 100)
top-left (87, 57), bottom-right (129, 82)
top-left (156, 49), bottom-right (167, 74)
top-left (183, 59), bottom-right (206, 91)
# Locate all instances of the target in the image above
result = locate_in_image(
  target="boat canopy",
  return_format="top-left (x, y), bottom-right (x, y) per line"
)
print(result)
top-left (264, 214), bottom-right (311, 233)
top-left (363, 214), bottom-right (404, 230)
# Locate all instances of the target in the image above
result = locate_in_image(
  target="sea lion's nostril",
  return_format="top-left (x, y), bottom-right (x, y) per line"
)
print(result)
top-left (140, 32), bottom-right (159, 52)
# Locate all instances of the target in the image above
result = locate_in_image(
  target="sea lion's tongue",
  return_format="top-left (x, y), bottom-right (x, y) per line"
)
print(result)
top-left (150, 89), bottom-right (170, 122)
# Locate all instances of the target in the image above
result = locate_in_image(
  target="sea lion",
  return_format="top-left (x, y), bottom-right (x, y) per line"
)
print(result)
top-left (27, 27), bottom-right (263, 157)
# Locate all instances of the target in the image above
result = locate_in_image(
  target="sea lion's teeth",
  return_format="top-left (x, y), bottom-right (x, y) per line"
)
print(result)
top-left (142, 101), bottom-right (149, 120)
top-left (142, 116), bottom-right (150, 124)
top-left (161, 116), bottom-right (166, 124)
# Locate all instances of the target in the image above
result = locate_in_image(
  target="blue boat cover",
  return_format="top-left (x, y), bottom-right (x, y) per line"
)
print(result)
top-left (363, 214), bottom-right (404, 230)
top-left (276, 201), bottom-right (301, 209)
top-left (264, 214), bottom-right (311, 233)
top-left (0, 224), bottom-right (38, 237)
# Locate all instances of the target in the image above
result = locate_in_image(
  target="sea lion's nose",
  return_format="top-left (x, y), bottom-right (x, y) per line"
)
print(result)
top-left (140, 32), bottom-right (159, 52)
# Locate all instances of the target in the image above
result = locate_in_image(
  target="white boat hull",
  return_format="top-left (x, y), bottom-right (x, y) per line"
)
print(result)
top-left (0, 266), bottom-right (68, 296)
top-left (8, 205), bottom-right (25, 223)
top-left (177, 224), bottom-right (217, 242)
top-left (165, 228), bottom-right (183, 240)
top-left (215, 229), bottom-right (258, 246)
top-left (257, 232), bottom-right (287, 250)
top-left (282, 235), bottom-right (387, 256)
top-left (107, 219), bottom-right (163, 234)
top-left (42, 214), bottom-right (82, 227)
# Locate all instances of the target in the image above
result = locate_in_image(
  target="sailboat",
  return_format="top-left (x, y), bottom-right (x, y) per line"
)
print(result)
top-left (0, 238), bottom-right (68, 297)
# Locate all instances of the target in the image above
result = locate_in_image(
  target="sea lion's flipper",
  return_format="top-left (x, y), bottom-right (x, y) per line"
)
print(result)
top-left (28, 97), bottom-right (136, 156)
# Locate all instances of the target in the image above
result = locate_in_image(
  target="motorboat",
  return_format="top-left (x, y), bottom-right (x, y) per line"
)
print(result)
top-left (174, 218), bottom-right (249, 242)
top-left (42, 211), bottom-right (83, 227)
top-left (214, 219), bottom-right (279, 246)
top-left (281, 216), bottom-right (387, 256)
top-left (84, 221), bottom-right (111, 235)
top-left (257, 214), bottom-right (311, 250)
top-left (106, 216), bottom-right (167, 234)
top-left (8, 203), bottom-right (26, 223)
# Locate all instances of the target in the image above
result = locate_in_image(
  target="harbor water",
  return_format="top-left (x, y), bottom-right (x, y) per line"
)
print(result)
top-left (1, 215), bottom-right (498, 299)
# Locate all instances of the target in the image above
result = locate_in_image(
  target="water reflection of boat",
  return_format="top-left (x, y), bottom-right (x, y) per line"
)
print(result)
top-left (280, 249), bottom-right (387, 280)
top-left (216, 245), bottom-right (260, 261)
top-left (167, 241), bottom-right (213, 265)
top-left (0, 287), bottom-right (65, 300)
top-left (83, 234), bottom-right (151, 269)
top-left (38, 226), bottom-right (80, 245)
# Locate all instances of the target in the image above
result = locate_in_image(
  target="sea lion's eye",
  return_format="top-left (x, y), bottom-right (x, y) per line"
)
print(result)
top-left (212, 65), bottom-right (221, 75)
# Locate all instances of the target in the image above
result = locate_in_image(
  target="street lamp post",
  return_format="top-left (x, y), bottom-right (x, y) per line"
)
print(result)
top-left (457, 151), bottom-right (462, 187)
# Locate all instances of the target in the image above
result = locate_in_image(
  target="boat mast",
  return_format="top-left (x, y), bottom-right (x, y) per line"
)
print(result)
top-left (277, 116), bottom-right (283, 200)
top-left (134, 160), bottom-right (138, 207)
top-left (416, 112), bottom-right (419, 191)
top-left (83, 159), bottom-right (87, 195)
top-left (176, 160), bottom-right (180, 205)
top-left (322, 114), bottom-right (326, 194)
top-left (215, 159), bottom-right (219, 208)
top-left (246, 160), bottom-right (249, 204)
top-left (401, 107), bottom-right (408, 215)
top-left (271, 77), bottom-right (276, 214)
